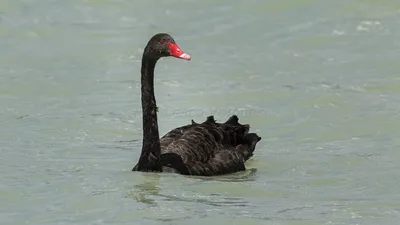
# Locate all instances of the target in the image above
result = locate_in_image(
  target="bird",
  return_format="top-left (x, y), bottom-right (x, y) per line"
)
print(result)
top-left (132, 33), bottom-right (261, 176)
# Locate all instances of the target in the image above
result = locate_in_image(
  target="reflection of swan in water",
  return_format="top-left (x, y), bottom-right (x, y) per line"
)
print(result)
top-left (125, 173), bottom-right (161, 206)
top-left (125, 168), bottom-right (258, 208)
top-left (193, 168), bottom-right (258, 183)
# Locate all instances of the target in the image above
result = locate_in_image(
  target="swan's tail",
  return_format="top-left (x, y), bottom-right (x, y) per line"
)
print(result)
top-left (225, 115), bottom-right (262, 161)
top-left (231, 133), bottom-right (261, 161)
top-left (191, 114), bottom-right (262, 162)
top-left (244, 133), bottom-right (262, 160)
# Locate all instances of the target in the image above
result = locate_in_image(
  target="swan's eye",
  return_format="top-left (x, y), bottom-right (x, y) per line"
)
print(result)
top-left (159, 39), bottom-right (165, 44)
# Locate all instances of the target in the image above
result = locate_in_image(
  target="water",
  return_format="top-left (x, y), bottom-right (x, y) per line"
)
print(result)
top-left (1, 0), bottom-right (400, 224)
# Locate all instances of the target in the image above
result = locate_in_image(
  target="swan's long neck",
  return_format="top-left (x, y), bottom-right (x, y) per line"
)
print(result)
top-left (136, 56), bottom-right (162, 172)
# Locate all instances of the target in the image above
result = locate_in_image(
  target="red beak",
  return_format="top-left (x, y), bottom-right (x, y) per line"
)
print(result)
top-left (167, 42), bottom-right (191, 61)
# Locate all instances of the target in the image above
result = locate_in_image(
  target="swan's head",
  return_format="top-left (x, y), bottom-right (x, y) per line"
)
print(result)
top-left (144, 33), bottom-right (191, 61)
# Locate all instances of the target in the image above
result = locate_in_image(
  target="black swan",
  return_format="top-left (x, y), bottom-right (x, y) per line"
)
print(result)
top-left (132, 33), bottom-right (262, 176)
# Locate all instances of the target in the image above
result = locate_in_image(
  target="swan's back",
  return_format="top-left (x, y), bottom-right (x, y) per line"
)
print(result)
top-left (159, 115), bottom-right (261, 176)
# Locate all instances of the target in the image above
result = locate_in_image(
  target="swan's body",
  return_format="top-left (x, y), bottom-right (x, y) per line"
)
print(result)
top-left (132, 33), bottom-right (261, 176)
